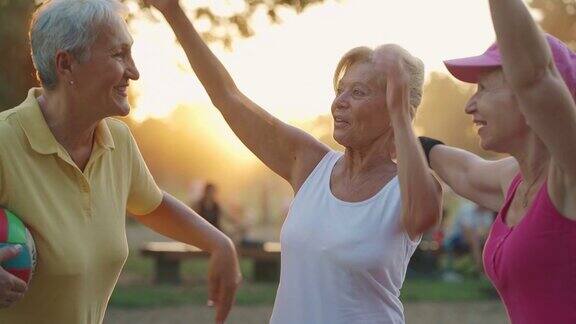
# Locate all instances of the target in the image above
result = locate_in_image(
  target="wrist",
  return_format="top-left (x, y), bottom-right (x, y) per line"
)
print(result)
top-left (209, 236), bottom-right (235, 255)
top-left (389, 109), bottom-right (411, 126)
top-left (418, 136), bottom-right (444, 167)
top-left (158, 2), bottom-right (183, 17)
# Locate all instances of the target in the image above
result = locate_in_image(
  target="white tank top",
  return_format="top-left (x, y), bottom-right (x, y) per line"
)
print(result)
top-left (270, 151), bottom-right (419, 324)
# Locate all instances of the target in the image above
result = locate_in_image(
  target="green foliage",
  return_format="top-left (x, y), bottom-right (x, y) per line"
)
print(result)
top-left (134, 0), bottom-right (329, 48)
top-left (111, 282), bottom-right (280, 308)
top-left (401, 278), bottom-right (497, 302)
top-left (110, 277), bottom-right (496, 308)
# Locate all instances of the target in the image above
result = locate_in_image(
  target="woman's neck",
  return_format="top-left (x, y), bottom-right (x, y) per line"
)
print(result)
top-left (341, 133), bottom-right (397, 180)
top-left (510, 134), bottom-right (550, 184)
top-left (38, 91), bottom-right (99, 152)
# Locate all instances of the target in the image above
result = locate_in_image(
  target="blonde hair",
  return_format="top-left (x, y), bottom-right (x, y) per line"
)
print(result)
top-left (333, 45), bottom-right (425, 119)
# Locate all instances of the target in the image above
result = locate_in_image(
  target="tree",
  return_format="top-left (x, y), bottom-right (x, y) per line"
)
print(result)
top-left (0, 0), bottom-right (328, 111)
top-left (167, 0), bottom-right (329, 48)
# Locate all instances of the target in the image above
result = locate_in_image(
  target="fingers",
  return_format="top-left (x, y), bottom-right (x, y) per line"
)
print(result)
top-left (0, 290), bottom-right (25, 308)
top-left (0, 245), bottom-right (27, 293)
top-left (207, 242), bottom-right (241, 323)
top-left (0, 268), bottom-right (28, 308)
top-left (215, 279), bottom-right (237, 324)
top-left (208, 274), bottom-right (219, 308)
top-left (10, 276), bottom-right (27, 294)
top-left (0, 245), bottom-right (22, 262)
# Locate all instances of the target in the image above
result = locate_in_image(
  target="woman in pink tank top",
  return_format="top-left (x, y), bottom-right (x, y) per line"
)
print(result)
top-left (421, 0), bottom-right (576, 323)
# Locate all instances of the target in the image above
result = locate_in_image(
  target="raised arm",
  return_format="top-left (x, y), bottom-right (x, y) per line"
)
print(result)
top-left (489, 0), bottom-right (576, 184)
top-left (145, 0), bottom-right (328, 191)
top-left (429, 144), bottom-right (517, 212)
top-left (375, 46), bottom-right (443, 238)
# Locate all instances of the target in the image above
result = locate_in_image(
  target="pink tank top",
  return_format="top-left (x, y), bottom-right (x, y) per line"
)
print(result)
top-left (483, 174), bottom-right (576, 323)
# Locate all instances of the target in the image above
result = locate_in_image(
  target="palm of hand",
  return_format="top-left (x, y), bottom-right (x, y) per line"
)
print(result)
top-left (373, 46), bottom-right (411, 105)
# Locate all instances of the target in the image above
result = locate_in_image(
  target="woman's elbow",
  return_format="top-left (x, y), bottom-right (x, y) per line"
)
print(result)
top-left (405, 195), bottom-right (443, 235)
top-left (406, 209), bottom-right (441, 236)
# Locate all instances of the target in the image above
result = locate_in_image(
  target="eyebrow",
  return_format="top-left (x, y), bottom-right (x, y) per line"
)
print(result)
top-left (339, 79), bottom-right (372, 87)
top-left (108, 40), bottom-right (133, 51)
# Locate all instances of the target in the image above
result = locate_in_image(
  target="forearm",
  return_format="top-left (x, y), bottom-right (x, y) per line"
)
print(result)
top-left (392, 113), bottom-right (442, 235)
top-left (135, 192), bottom-right (234, 253)
top-left (157, 4), bottom-right (308, 183)
top-left (489, 0), bottom-right (552, 88)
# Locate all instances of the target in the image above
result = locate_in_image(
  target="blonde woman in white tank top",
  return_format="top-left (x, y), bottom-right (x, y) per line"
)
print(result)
top-left (146, 1), bottom-right (443, 322)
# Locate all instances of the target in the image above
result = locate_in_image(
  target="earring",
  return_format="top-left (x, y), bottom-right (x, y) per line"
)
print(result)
top-left (69, 80), bottom-right (74, 85)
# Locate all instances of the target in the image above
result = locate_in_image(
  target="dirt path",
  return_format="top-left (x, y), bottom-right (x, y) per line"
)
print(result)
top-left (105, 301), bottom-right (507, 324)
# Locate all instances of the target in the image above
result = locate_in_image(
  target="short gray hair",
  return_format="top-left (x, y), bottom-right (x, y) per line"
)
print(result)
top-left (29, 0), bottom-right (128, 90)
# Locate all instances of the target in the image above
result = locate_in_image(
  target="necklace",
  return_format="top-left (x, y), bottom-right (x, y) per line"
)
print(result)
top-left (519, 165), bottom-right (546, 208)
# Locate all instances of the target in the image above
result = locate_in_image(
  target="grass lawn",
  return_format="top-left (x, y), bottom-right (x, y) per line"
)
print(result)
top-left (111, 252), bottom-right (497, 308)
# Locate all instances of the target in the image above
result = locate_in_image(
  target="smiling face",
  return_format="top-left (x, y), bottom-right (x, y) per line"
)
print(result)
top-left (70, 19), bottom-right (139, 119)
top-left (331, 62), bottom-right (391, 148)
top-left (465, 69), bottom-right (529, 153)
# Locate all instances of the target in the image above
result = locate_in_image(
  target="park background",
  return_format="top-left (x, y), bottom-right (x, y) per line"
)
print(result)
top-left (1, 0), bottom-right (575, 323)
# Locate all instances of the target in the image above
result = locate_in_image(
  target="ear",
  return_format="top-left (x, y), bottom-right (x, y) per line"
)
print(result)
top-left (54, 50), bottom-right (75, 84)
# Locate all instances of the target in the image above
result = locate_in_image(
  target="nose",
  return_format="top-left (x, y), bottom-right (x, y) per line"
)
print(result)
top-left (125, 55), bottom-right (140, 81)
top-left (464, 93), bottom-right (478, 115)
top-left (332, 92), bottom-right (350, 111)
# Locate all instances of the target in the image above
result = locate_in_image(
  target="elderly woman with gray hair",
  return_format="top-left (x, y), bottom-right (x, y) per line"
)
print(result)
top-left (0, 1), bottom-right (241, 323)
top-left (147, 1), bottom-right (442, 323)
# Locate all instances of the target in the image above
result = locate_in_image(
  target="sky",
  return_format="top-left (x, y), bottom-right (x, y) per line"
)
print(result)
top-left (127, 0), bottom-right (510, 123)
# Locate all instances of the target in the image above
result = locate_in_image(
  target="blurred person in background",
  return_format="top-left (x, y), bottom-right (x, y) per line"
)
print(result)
top-left (442, 200), bottom-right (494, 281)
top-left (191, 182), bottom-right (248, 242)
top-left (193, 183), bottom-right (222, 229)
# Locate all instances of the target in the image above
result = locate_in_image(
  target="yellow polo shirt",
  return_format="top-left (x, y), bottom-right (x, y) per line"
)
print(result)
top-left (0, 88), bottom-right (163, 323)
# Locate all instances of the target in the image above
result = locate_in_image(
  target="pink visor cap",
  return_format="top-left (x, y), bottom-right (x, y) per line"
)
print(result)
top-left (444, 34), bottom-right (576, 99)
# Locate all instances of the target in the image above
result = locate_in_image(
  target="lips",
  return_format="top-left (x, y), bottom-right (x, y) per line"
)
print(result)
top-left (333, 115), bottom-right (350, 127)
top-left (473, 119), bottom-right (487, 134)
top-left (114, 84), bottom-right (128, 97)
top-left (473, 119), bottom-right (487, 126)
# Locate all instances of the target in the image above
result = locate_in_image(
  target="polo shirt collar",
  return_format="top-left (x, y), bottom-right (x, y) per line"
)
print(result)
top-left (95, 118), bottom-right (115, 151)
top-left (18, 88), bottom-right (59, 155)
top-left (18, 88), bottom-right (116, 155)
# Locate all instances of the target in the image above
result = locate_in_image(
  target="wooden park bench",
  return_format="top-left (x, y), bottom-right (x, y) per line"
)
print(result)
top-left (140, 241), bottom-right (281, 284)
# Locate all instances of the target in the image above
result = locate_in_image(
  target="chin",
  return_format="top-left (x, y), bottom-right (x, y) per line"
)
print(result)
top-left (479, 137), bottom-right (507, 154)
top-left (332, 132), bottom-right (347, 147)
top-left (113, 101), bottom-right (131, 117)
top-left (117, 106), bottom-right (131, 117)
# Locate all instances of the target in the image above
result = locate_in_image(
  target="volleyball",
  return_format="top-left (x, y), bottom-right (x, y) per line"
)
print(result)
top-left (0, 208), bottom-right (37, 284)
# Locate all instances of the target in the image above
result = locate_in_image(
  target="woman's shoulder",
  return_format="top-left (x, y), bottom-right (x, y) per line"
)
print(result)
top-left (103, 117), bottom-right (135, 145)
top-left (0, 109), bottom-right (23, 149)
top-left (104, 117), bottom-right (131, 133)
top-left (547, 161), bottom-right (576, 220)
